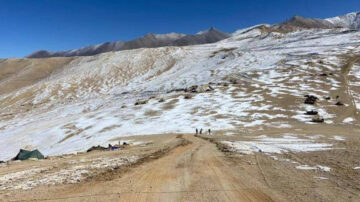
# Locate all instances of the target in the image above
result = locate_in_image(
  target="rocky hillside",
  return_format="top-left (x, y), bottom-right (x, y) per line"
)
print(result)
top-left (1, 21), bottom-right (360, 161)
top-left (270, 11), bottom-right (360, 32)
top-left (0, 12), bottom-right (360, 161)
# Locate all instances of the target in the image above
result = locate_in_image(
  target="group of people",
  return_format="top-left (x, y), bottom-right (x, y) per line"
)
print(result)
top-left (195, 128), bottom-right (211, 135)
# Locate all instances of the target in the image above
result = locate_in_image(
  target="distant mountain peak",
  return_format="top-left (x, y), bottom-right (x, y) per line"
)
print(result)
top-left (196, 27), bottom-right (220, 35)
top-left (284, 11), bottom-right (360, 30)
top-left (290, 15), bottom-right (303, 20)
top-left (271, 12), bottom-right (360, 32)
top-left (325, 11), bottom-right (360, 29)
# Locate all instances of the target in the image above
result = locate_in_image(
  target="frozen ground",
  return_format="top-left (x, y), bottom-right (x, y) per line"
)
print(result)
top-left (220, 133), bottom-right (348, 173)
top-left (0, 27), bottom-right (360, 160)
top-left (221, 134), bottom-right (336, 155)
top-left (0, 156), bottom-right (138, 190)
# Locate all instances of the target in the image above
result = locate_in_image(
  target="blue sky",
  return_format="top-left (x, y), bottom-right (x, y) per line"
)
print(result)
top-left (0, 0), bottom-right (358, 58)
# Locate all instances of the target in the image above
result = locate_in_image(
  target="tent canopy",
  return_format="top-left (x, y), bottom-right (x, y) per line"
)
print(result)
top-left (13, 149), bottom-right (45, 160)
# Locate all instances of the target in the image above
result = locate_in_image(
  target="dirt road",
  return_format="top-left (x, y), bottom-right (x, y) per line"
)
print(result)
top-left (5, 135), bottom-right (280, 202)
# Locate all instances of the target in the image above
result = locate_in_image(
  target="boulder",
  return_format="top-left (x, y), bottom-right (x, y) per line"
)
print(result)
top-left (185, 84), bottom-right (214, 93)
top-left (335, 101), bottom-right (344, 106)
top-left (229, 78), bottom-right (238, 84)
top-left (304, 95), bottom-right (318, 104)
top-left (305, 110), bottom-right (318, 115)
top-left (184, 94), bottom-right (193, 99)
top-left (186, 85), bottom-right (198, 93)
top-left (311, 116), bottom-right (324, 123)
top-left (135, 99), bottom-right (148, 105)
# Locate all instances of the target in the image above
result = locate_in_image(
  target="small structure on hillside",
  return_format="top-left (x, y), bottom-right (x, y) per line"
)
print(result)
top-left (13, 149), bottom-right (45, 160)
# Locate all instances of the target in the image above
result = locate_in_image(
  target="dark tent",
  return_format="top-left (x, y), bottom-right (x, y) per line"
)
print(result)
top-left (13, 149), bottom-right (45, 160)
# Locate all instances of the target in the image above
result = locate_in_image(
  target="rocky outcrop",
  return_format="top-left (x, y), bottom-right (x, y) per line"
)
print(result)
top-left (185, 84), bottom-right (214, 93)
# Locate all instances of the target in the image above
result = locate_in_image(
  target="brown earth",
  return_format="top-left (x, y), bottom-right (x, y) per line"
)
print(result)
top-left (1, 128), bottom-right (360, 202)
top-left (1, 135), bottom-right (281, 202)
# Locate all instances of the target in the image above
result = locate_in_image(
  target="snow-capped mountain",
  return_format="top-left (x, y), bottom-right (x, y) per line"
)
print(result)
top-left (270, 12), bottom-right (360, 32)
top-left (325, 11), bottom-right (360, 29)
top-left (27, 28), bottom-right (230, 58)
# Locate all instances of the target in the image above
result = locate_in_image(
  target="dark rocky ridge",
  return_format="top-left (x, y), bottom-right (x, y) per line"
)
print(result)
top-left (27, 28), bottom-right (230, 58)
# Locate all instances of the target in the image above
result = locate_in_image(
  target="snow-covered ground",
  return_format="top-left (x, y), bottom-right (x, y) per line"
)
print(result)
top-left (0, 27), bottom-right (360, 160)
top-left (296, 165), bottom-right (331, 172)
top-left (0, 156), bottom-right (138, 190)
top-left (221, 134), bottom-right (334, 155)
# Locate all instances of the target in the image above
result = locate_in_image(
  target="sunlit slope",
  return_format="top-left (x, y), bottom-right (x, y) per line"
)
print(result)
top-left (0, 28), bottom-right (360, 160)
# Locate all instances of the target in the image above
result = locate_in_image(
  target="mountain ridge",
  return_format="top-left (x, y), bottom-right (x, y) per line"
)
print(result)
top-left (26, 11), bottom-right (360, 59)
top-left (27, 28), bottom-right (230, 58)
top-left (325, 11), bottom-right (360, 29)
top-left (271, 11), bottom-right (360, 32)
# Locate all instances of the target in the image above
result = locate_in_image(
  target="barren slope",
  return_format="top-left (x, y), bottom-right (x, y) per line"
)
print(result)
top-left (0, 28), bottom-right (360, 161)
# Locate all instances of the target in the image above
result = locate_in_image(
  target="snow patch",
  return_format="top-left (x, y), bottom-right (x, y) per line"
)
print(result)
top-left (343, 117), bottom-right (354, 123)
top-left (222, 135), bottom-right (332, 155)
top-left (296, 165), bottom-right (331, 172)
top-left (331, 136), bottom-right (345, 141)
top-left (314, 176), bottom-right (328, 180)
top-left (0, 156), bottom-right (138, 190)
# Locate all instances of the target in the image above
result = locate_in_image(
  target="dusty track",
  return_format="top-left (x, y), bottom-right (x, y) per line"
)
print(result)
top-left (5, 135), bottom-right (279, 202)
top-left (339, 55), bottom-right (360, 120)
